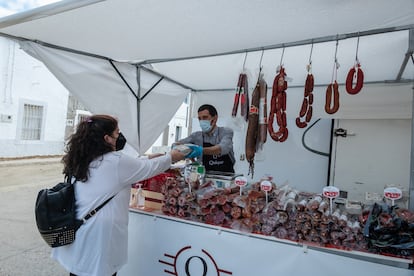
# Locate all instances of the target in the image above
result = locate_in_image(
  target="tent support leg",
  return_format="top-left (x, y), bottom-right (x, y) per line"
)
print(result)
top-left (410, 85), bottom-right (414, 210)
top-left (396, 28), bottom-right (413, 81)
top-left (136, 66), bottom-right (141, 151)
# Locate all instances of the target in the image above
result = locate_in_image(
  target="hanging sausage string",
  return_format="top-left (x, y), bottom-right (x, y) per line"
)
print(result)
top-left (345, 34), bottom-right (364, 95)
top-left (325, 39), bottom-right (340, 114)
top-left (268, 47), bottom-right (289, 142)
top-left (296, 42), bottom-right (315, 128)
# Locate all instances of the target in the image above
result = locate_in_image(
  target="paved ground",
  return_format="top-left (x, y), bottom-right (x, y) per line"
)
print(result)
top-left (0, 157), bottom-right (68, 276)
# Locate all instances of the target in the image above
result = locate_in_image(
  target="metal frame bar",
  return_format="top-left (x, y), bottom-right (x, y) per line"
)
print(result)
top-left (140, 77), bottom-right (164, 101)
top-left (193, 79), bottom-right (414, 93)
top-left (396, 29), bottom-right (414, 80)
top-left (108, 60), bottom-right (138, 100)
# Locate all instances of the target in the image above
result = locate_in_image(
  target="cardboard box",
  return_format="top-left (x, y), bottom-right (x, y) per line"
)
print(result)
top-left (130, 188), bottom-right (164, 210)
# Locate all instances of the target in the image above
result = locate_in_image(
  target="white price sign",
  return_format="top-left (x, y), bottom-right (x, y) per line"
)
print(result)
top-left (260, 180), bottom-right (272, 192)
top-left (322, 186), bottom-right (339, 199)
top-left (234, 176), bottom-right (247, 187)
top-left (384, 187), bottom-right (402, 200)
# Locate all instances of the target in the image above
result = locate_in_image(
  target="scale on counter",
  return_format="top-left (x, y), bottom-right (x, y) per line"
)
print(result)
top-left (204, 171), bottom-right (243, 188)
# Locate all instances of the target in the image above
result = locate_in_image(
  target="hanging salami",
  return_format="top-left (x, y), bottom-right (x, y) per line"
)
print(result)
top-left (245, 75), bottom-right (267, 177)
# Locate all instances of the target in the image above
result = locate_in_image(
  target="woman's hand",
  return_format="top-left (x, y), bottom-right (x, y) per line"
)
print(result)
top-left (170, 149), bottom-right (186, 163)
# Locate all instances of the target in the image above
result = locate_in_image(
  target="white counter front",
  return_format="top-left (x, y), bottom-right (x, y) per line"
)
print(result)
top-left (119, 209), bottom-right (413, 276)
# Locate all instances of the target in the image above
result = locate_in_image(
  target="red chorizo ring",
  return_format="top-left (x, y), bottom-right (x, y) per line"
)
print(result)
top-left (268, 67), bottom-right (288, 142)
top-left (346, 65), bottom-right (364, 95)
top-left (299, 98), bottom-right (308, 117)
top-left (280, 91), bottom-right (287, 111)
top-left (305, 106), bottom-right (313, 123)
top-left (277, 127), bottom-right (289, 142)
top-left (276, 109), bottom-right (284, 127)
top-left (308, 93), bottom-right (314, 105)
top-left (325, 81), bottom-right (340, 114)
top-left (296, 117), bottom-right (308, 128)
top-left (277, 68), bottom-right (288, 91)
top-left (281, 111), bottom-right (287, 127)
top-left (304, 74), bottom-right (314, 96)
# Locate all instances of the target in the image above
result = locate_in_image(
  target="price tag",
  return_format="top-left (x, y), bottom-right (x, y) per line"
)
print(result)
top-left (384, 187), bottom-right (402, 200)
top-left (234, 176), bottom-right (247, 187)
top-left (260, 180), bottom-right (272, 192)
top-left (322, 186), bottom-right (339, 199)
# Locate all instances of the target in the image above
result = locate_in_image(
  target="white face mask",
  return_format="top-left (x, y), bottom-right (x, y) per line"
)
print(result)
top-left (199, 120), bottom-right (212, 133)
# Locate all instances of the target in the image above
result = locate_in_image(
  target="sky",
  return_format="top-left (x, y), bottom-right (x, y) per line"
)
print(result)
top-left (0, 0), bottom-right (60, 17)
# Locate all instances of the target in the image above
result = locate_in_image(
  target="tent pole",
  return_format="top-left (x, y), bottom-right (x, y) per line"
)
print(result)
top-left (396, 28), bottom-right (414, 80)
top-left (410, 83), bottom-right (414, 210)
top-left (136, 66), bottom-right (141, 152)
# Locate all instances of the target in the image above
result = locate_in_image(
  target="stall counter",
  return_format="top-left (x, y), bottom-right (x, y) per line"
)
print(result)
top-left (119, 208), bottom-right (413, 276)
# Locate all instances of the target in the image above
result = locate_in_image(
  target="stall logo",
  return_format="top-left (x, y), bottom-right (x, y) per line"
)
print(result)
top-left (159, 246), bottom-right (233, 275)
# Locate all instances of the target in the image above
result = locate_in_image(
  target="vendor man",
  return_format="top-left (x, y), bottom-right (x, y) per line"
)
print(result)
top-left (176, 104), bottom-right (235, 173)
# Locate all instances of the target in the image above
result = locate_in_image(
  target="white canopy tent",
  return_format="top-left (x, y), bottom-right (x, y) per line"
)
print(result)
top-left (0, 0), bottom-right (413, 205)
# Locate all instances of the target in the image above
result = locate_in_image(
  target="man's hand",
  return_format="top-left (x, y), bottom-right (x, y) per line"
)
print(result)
top-left (185, 144), bottom-right (203, 158)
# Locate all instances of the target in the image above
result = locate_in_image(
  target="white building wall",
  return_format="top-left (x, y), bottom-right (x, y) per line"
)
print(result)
top-left (150, 102), bottom-right (189, 154)
top-left (0, 38), bottom-right (68, 158)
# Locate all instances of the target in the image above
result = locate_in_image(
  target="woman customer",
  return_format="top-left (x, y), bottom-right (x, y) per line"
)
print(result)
top-left (52, 114), bottom-right (187, 276)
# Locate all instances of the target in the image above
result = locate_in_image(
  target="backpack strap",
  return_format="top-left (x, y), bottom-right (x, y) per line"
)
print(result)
top-left (81, 195), bottom-right (115, 223)
top-left (66, 173), bottom-right (117, 225)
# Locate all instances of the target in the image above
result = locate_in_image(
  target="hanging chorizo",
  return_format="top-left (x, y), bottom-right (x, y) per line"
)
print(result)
top-left (296, 73), bottom-right (314, 129)
top-left (325, 81), bottom-right (340, 114)
top-left (268, 67), bottom-right (288, 142)
top-left (345, 64), bottom-right (364, 95)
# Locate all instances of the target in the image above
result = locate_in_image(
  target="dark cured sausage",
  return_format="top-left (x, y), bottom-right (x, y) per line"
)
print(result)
top-left (345, 64), bottom-right (364, 95)
top-left (296, 73), bottom-right (314, 128)
top-left (232, 73), bottom-right (249, 121)
top-left (245, 79), bottom-right (261, 177)
top-left (325, 81), bottom-right (340, 114)
top-left (268, 67), bottom-right (288, 142)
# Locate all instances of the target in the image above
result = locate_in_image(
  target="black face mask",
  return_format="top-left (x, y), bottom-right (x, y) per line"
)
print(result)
top-left (115, 132), bottom-right (127, 151)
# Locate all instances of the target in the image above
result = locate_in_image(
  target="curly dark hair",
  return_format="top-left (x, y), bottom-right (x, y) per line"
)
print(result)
top-left (62, 114), bottom-right (118, 182)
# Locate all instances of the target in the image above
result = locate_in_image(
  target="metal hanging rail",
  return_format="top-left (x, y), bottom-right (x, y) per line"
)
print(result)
top-left (138, 25), bottom-right (414, 65)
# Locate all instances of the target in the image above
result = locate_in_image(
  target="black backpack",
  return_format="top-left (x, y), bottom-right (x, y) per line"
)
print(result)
top-left (35, 176), bottom-right (114, 248)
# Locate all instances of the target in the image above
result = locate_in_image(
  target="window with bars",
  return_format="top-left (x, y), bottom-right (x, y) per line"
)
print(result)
top-left (175, 126), bottom-right (182, 142)
top-left (21, 104), bottom-right (44, 140)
